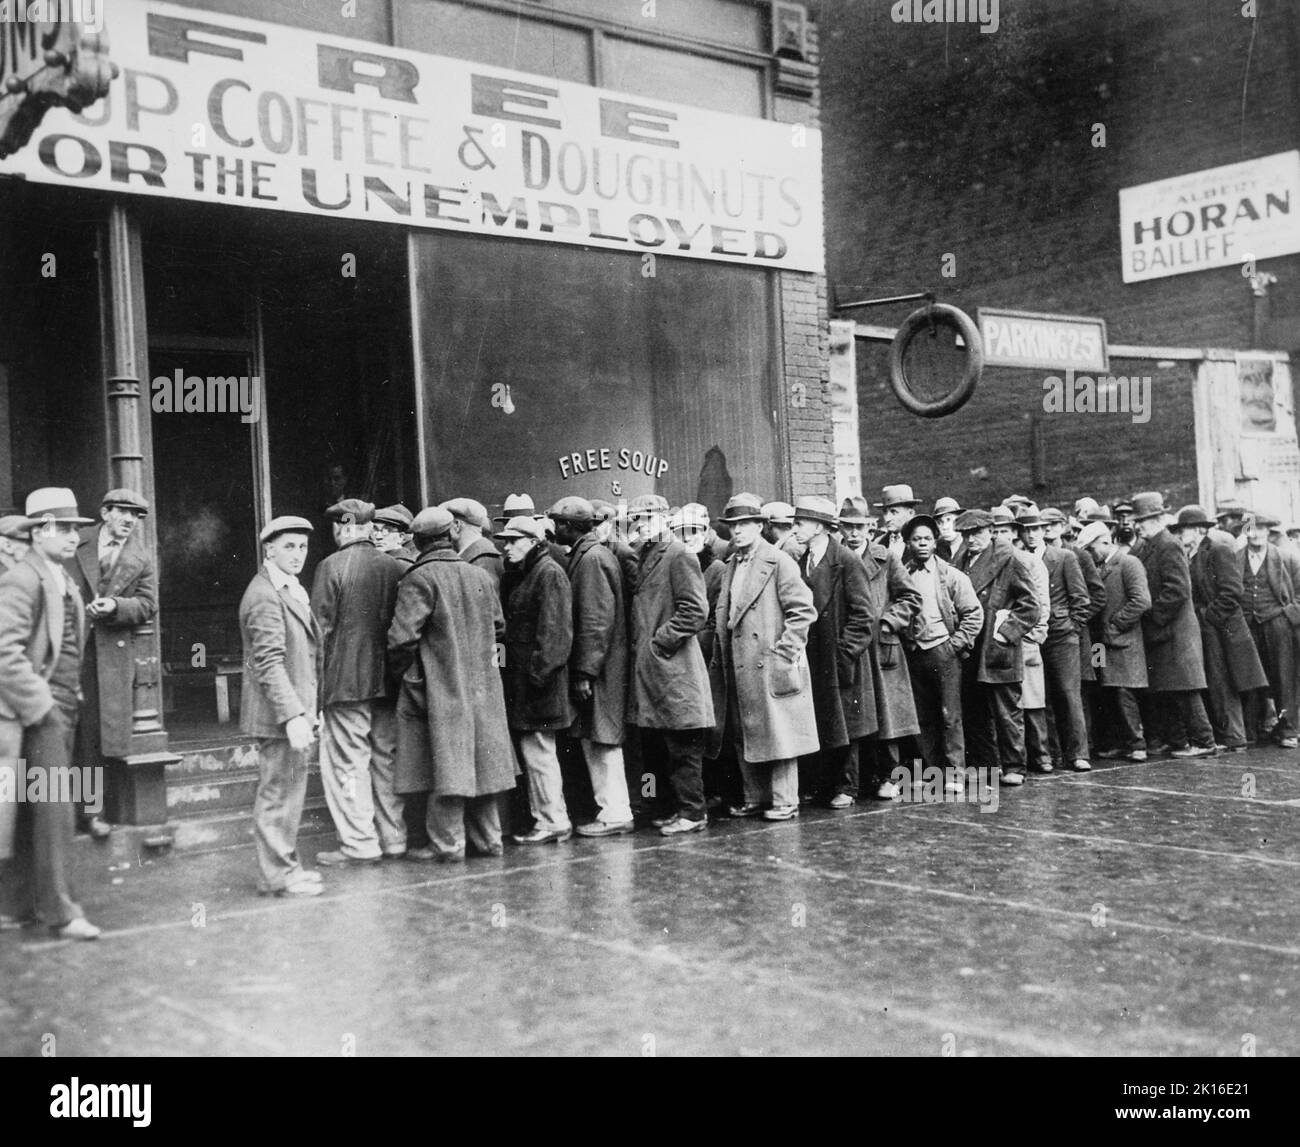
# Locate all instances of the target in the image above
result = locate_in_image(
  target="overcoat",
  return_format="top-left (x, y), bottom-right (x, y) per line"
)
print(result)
top-left (1067, 542), bottom-right (1107, 682)
top-left (70, 525), bottom-right (156, 760)
top-left (709, 538), bottom-right (819, 762)
top-left (387, 546), bottom-right (515, 797)
top-left (460, 535), bottom-right (503, 589)
top-left (1191, 536), bottom-right (1267, 692)
top-left (627, 535), bottom-right (714, 730)
top-left (858, 542), bottom-right (921, 739)
top-left (566, 533), bottom-right (627, 745)
top-left (955, 539), bottom-right (1039, 685)
top-left (1018, 549), bottom-right (1050, 710)
top-left (801, 535), bottom-right (876, 747)
top-left (309, 538), bottom-right (401, 705)
top-left (1094, 551), bottom-right (1151, 688)
top-left (238, 567), bottom-right (321, 738)
top-left (501, 545), bottom-right (574, 732)
top-left (1138, 528), bottom-right (1207, 691)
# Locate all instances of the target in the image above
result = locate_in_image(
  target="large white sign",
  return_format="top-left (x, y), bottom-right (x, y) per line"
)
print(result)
top-left (0, 0), bottom-right (824, 271)
top-left (1119, 150), bottom-right (1300, 283)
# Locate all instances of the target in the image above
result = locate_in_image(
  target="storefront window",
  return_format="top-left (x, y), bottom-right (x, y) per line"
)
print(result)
top-left (601, 36), bottom-right (766, 117)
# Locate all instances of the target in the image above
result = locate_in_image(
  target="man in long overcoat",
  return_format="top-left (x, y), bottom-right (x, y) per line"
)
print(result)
top-left (552, 497), bottom-right (633, 838)
top-left (388, 508), bottom-right (515, 861)
top-left (310, 499), bottom-right (405, 866)
top-left (499, 515), bottom-right (575, 844)
top-left (709, 494), bottom-right (819, 820)
top-left (953, 510), bottom-right (1040, 786)
top-left (1174, 506), bottom-right (1266, 753)
top-left (626, 494), bottom-right (714, 835)
top-left (790, 496), bottom-right (875, 808)
top-left (1131, 493), bottom-right (1216, 757)
top-left (1078, 521), bottom-right (1151, 760)
top-left (1237, 512), bottom-right (1300, 747)
top-left (442, 498), bottom-right (503, 589)
top-left (69, 488), bottom-right (156, 838)
top-left (239, 516), bottom-right (323, 897)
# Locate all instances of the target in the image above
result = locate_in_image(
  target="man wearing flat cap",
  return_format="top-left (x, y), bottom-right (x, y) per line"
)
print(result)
top-left (240, 516), bottom-right (323, 896)
top-left (440, 497), bottom-right (503, 589)
top-left (69, 488), bottom-right (157, 838)
top-left (0, 488), bottom-right (101, 939)
top-left (388, 507), bottom-right (516, 861)
top-left (1238, 511), bottom-right (1300, 748)
top-left (875, 484), bottom-right (920, 561)
top-left (310, 499), bottom-right (406, 866)
top-left (371, 504), bottom-right (418, 566)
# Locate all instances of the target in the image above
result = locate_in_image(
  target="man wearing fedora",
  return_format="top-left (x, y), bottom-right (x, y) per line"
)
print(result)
top-left (709, 494), bottom-right (819, 820)
top-left (441, 498), bottom-right (503, 588)
top-left (953, 509), bottom-right (1040, 786)
top-left (240, 516), bottom-right (324, 897)
top-left (0, 488), bottom-right (101, 939)
top-left (1131, 492), bottom-right (1216, 758)
top-left (762, 501), bottom-right (804, 559)
top-left (932, 497), bottom-right (962, 562)
top-left (0, 515), bottom-right (30, 572)
top-left (1238, 512), bottom-right (1300, 748)
top-left (876, 485), bottom-right (920, 561)
top-left (791, 495), bottom-right (875, 808)
top-left (68, 488), bottom-right (156, 839)
top-left (625, 494), bottom-right (714, 834)
top-left (371, 504), bottom-right (418, 566)
top-left (836, 497), bottom-right (874, 557)
top-left (310, 499), bottom-right (406, 867)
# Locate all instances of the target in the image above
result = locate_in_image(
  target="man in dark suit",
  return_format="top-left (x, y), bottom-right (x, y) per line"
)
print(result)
top-left (0, 488), bottom-right (100, 939)
top-left (953, 509), bottom-right (1040, 786)
top-left (68, 488), bottom-right (156, 839)
top-left (240, 516), bottom-right (324, 897)
top-left (311, 499), bottom-right (405, 867)
top-left (1131, 492), bottom-right (1216, 758)
top-left (1238, 512), bottom-right (1300, 748)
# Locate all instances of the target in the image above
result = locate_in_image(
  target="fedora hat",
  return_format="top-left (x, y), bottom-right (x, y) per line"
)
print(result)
top-left (1174, 504), bottom-right (1212, 529)
top-left (932, 496), bottom-right (962, 517)
top-left (1129, 492), bottom-right (1169, 521)
top-left (875, 484), bottom-right (920, 509)
top-left (762, 500), bottom-right (796, 525)
top-left (1075, 521), bottom-right (1111, 550)
top-left (989, 505), bottom-right (1017, 527)
top-left (494, 492), bottom-right (537, 523)
top-left (1040, 507), bottom-right (1067, 525)
top-left (720, 493), bottom-right (766, 524)
top-left (837, 497), bottom-right (870, 526)
top-left (792, 495), bottom-right (837, 526)
top-left (0, 514), bottom-right (31, 540)
top-left (1015, 508), bottom-right (1045, 530)
top-left (22, 487), bottom-right (94, 529)
top-left (1085, 505), bottom-right (1116, 525)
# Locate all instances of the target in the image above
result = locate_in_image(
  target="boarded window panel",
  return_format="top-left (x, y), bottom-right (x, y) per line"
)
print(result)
top-left (411, 232), bottom-right (776, 518)
top-left (532, 0), bottom-right (766, 51)
top-left (602, 36), bottom-right (765, 116)
top-left (174, 0), bottom-right (391, 40)
top-left (394, 1), bottom-right (594, 82)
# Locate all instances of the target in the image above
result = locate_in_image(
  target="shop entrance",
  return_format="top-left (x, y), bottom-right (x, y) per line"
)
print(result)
top-left (142, 201), bottom-right (417, 742)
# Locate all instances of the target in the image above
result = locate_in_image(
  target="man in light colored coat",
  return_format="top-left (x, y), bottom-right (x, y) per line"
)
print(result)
top-left (709, 494), bottom-right (819, 821)
top-left (239, 516), bottom-right (324, 897)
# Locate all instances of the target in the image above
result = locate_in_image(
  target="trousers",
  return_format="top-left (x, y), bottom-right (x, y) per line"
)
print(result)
top-left (253, 737), bottom-right (310, 892)
top-left (427, 794), bottom-right (502, 858)
top-left (580, 739), bottom-right (633, 823)
top-left (906, 641), bottom-right (966, 775)
top-left (515, 730), bottom-right (572, 834)
top-left (319, 701), bottom-right (406, 858)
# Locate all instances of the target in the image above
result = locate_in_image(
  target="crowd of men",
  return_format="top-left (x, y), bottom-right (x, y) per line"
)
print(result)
top-left (3, 477), bottom-right (1299, 928)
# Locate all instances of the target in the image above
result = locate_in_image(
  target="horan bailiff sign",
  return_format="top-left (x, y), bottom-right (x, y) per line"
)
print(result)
top-left (0, 0), bottom-right (825, 271)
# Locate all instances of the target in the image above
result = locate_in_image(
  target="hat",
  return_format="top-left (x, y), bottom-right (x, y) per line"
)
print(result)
top-left (1129, 492), bottom-right (1169, 521)
top-left (681, 502), bottom-right (711, 523)
top-left (1074, 497), bottom-right (1100, 517)
top-left (792, 496), bottom-right (837, 526)
top-left (1040, 507), bottom-right (1067, 525)
top-left (497, 515), bottom-right (545, 540)
top-left (669, 506), bottom-right (710, 532)
top-left (837, 497), bottom-right (870, 526)
top-left (955, 509), bottom-right (994, 533)
top-left (438, 498), bottom-right (490, 531)
top-left (373, 504), bottom-right (414, 530)
top-left (900, 514), bottom-right (939, 542)
top-left (989, 505), bottom-right (1017, 527)
top-left (411, 507), bottom-right (454, 538)
top-left (590, 498), bottom-right (617, 523)
top-left (762, 500), bottom-right (796, 525)
top-left (1253, 511), bottom-right (1283, 529)
top-left (325, 498), bottom-right (375, 525)
top-left (1113, 499), bottom-right (1135, 515)
top-left (259, 515), bottom-right (313, 544)
top-left (1014, 508), bottom-right (1045, 530)
top-left (720, 493), bottom-right (767, 523)
top-left (1086, 505), bottom-right (1116, 525)
top-left (932, 496), bottom-right (962, 517)
top-left (875, 484), bottom-right (920, 509)
top-left (548, 496), bottom-right (595, 524)
top-left (494, 493), bottom-right (536, 523)
top-left (1173, 505), bottom-right (1212, 529)
top-left (1002, 494), bottom-right (1033, 509)
top-left (101, 487), bottom-right (149, 514)
top-left (0, 514), bottom-right (30, 540)
top-left (627, 494), bottom-right (669, 517)
top-left (1075, 521), bottom-right (1111, 550)
top-left (1215, 499), bottom-right (1247, 520)
top-left (22, 488), bottom-right (94, 529)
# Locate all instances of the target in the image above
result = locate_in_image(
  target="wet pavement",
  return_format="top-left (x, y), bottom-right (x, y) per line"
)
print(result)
top-left (2, 750), bottom-right (1298, 1057)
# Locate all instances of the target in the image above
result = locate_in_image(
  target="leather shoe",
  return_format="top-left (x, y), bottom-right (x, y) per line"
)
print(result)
top-left (1126, 750), bottom-right (1148, 762)
top-left (575, 820), bottom-right (635, 837)
top-left (0, 912), bottom-right (36, 931)
top-left (763, 804), bottom-right (799, 821)
top-left (84, 816), bottom-right (112, 840)
top-left (659, 815), bottom-right (706, 836)
top-left (1170, 745), bottom-right (1216, 759)
top-left (511, 827), bottom-right (572, 844)
top-left (1000, 772), bottom-right (1026, 786)
top-left (829, 793), bottom-right (855, 809)
top-left (54, 918), bottom-right (101, 940)
top-left (315, 850), bottom-right (382, 867)
top-left (261, 880), bottom-right (323, 898)
top-left (727, 802), bottom-right (764, 818)
top-left (874, 781), bottom-right (900, 800)
top-left (1072, 759), bottom-right (1092, 772)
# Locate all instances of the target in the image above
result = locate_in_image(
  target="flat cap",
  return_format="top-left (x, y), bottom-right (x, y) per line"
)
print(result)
top-left (762, 500), bottom-right (796, 525)
top-left (955, 509), bottom-right (995, 533)
top-left (0, 514), bottom-right (30, 540)
top-left (1002, 493), bottom-right (1034, 509)
top-left (548, 496), bottom-right (595, 523)
top-left (590, 498), bottom-right (617, 523)
top-left (411, 507), bottom-right (454, 538)
top-left (325, 498), bottom-right (375, 524)
top-left (497, 515), bottom-right (545, 540)
top-left (373, 504), bottom-right (414, 530)
top-left (439, 498), bottom-right (490, 531)
top-left (1253, 511), bottom-right (1283, 528)
top-left (669, 506), bottom-right (710, 532)
top-left (260, 515), bottom-right (313, 544)
top-left (1075, 521), bottom-right (1111, 550)
top-left (627, 494), bottom-right (670, 516)
top-left (1040, 507), bottom-right (1068, 525)
top-left (101, 487), bottom-right (149, 514)
top-left (681, 502), bottom-right (711, 523)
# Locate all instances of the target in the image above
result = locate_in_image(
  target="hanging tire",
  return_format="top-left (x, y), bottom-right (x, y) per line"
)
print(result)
top-left (888, 303), bottom-right (983, 418)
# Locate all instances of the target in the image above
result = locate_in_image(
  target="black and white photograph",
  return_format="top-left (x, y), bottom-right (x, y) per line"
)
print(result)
top-left (0, 0), bottom-right (1296, 1089)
